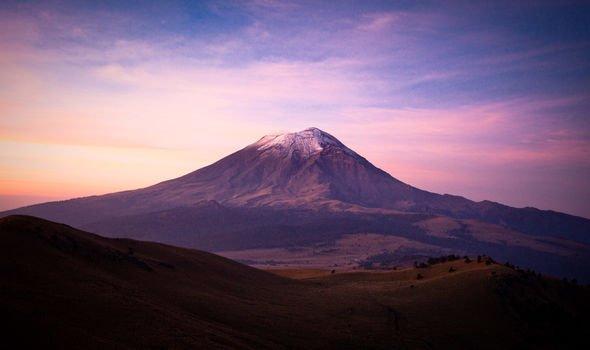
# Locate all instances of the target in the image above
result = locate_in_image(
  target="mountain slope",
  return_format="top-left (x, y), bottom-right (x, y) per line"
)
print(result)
top-left (2, 215), bottom-right (588, 349)
top-left (0, 128), bottom-right (430, 225)
top-left (78, 201), bottom-right (590, 282)
top-left (1, 128), bottom-right (589, 283)
top-left (3, 127), bottom-right (588, 242)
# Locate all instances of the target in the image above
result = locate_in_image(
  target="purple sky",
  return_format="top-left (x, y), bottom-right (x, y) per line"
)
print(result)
top-left (1, 1), bottom-right (589, 217)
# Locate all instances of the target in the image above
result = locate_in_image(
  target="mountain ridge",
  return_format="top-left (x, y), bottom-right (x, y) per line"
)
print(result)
top-left (3, 127), bottom-right (588, 238)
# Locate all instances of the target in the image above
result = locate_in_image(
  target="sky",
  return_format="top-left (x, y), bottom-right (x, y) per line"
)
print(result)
top-left (0, 0), bottom-right (589, 218)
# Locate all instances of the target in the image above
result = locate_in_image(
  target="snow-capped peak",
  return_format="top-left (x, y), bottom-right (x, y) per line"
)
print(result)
top-left (254, 127), bottom-right (357, 158)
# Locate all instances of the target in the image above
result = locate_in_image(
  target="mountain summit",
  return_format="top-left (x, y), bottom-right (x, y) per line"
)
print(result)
top-left (148, 126), bottom-right (418, 211)
top-left (254, 127), bottom-right (359, 160)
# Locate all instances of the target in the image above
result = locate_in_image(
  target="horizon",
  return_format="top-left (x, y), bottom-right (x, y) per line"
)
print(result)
top-left (1, 1), bottom-right (589, 218)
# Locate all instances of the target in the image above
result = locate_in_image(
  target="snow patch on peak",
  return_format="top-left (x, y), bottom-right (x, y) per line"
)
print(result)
top-left (254, 128), bottom-right (358, 158)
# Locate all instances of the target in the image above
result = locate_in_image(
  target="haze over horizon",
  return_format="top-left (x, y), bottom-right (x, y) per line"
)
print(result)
top-left (1, 1), bottom-right (589, 218)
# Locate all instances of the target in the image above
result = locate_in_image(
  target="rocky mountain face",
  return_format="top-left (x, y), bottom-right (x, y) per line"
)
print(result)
top-left (1, 128), bottom-right (421, 224)
top-left (2, 128), bottom-right (589, 280)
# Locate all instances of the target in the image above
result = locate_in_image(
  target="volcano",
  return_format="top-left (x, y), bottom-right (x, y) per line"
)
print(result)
top-left (3, 128), bottom-right (433, 223)
top-left (2, 128), bottom-right (589, 280)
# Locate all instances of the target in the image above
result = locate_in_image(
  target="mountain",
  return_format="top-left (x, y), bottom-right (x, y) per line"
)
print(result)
top-left (2, 128), bottom-right (589, 280)
top-left (2, 215), bottom-right (589, 349)
top-left (1, 128), bottom-right (431, 225)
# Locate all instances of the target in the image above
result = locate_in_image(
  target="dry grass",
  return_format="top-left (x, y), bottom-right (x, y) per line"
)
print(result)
top-left (2, 215), bottom-right (588, 349)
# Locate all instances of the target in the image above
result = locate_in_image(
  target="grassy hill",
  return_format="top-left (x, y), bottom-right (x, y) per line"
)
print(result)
top-left (1, 215), bottom-right (588, 349)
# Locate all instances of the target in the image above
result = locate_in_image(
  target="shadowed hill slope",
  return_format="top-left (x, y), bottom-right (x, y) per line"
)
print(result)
top-left (1, 215), bottom-right (589, 349)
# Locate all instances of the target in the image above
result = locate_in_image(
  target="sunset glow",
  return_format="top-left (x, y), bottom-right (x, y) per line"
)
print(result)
top-left (1, 1), bottom-right (589, 217)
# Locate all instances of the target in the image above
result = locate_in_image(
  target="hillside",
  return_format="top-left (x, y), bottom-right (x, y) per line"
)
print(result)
top-left (1, 215), bottom-right (589, 349)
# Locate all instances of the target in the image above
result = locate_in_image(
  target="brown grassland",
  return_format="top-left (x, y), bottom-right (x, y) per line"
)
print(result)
top-left (1, 215), bottom-right (588, 349)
